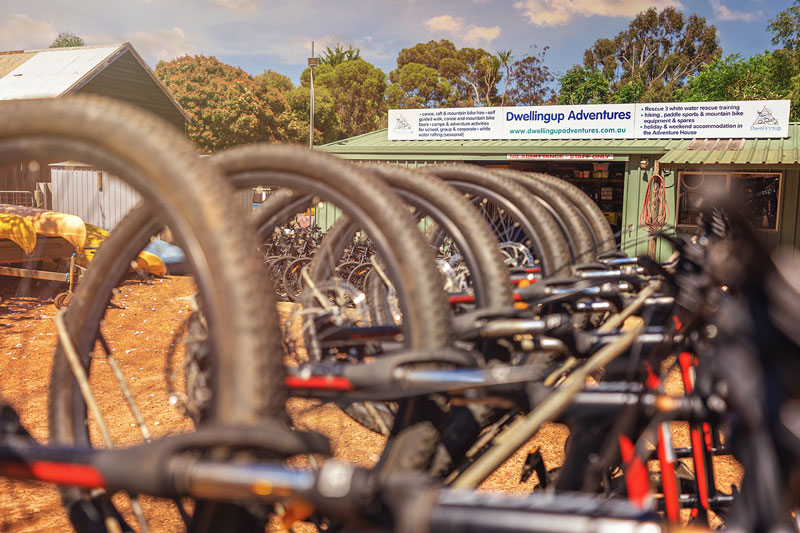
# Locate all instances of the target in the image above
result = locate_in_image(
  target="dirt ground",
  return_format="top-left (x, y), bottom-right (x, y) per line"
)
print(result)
top-left (0, 275), bottom-right (742, 532)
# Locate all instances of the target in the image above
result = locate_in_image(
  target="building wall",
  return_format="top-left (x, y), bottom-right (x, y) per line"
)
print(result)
top-left (52, 165), bottom-right (252, 231)
top-left (0, 160), bottom-right (49, 206)
top-left (51, 166), bottom-right (141, 231)
top-left (623, 163), bottom-right (800, 260)
top-left (621, 155), bottom-right (677, 261)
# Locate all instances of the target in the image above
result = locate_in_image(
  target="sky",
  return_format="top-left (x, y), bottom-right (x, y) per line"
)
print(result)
top-left (0, 0), bottom-right (789, 85)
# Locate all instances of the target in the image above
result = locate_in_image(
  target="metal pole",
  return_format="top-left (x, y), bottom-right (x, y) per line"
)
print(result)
top-left (309, 41), bottom-right (315, 149)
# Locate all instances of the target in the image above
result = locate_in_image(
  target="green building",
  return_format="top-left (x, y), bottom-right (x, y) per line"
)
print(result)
top-left (318, 125), bottom-right (800, 260)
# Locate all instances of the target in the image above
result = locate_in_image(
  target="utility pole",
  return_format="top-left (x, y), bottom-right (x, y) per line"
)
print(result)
top-left (308, 41), bottom-right (317, 148)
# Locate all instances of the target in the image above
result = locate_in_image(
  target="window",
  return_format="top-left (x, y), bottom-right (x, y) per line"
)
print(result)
top-left (677, 171), bottom-right (782, 231)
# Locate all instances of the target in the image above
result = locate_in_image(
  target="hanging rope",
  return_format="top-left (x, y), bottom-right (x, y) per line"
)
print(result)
top-left (640, 173), bottom-right (669, 233)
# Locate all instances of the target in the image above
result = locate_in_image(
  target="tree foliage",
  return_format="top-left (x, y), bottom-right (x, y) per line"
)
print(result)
top-left (389, 40), bottom-right (500, 107)
top-left (769, 0), bottom-right (800, 50)
top-left (319, 44), bottom-right (361, 66)
top-left (301, 58), bottom-right (387, 139)
top-left (557, 66), bottom-right (610, 105)
top-left (156, 55), bottom-right (300, 152)
top-left (386, 62), bottom-right (452, 109)
top-left (258, 70), bottom-right (340, 145)
top-left (583, 7), bottom-right (720, 102)
top-left (496, 50), bottom-right (514, 106)
top-left (50, 32), bottom-right (85, 48)
top-left (680, 51), bottom-right (800, 120)
top-left (257, 69), bottom-right (295, 93)
top-left (506, 46), bottom-right (554, 106)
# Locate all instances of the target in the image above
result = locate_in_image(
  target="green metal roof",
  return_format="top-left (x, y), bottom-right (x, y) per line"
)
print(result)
top-left (659, 123), bottom-right (800, 166)
top-left (317, 128), bottom-right (685, 161)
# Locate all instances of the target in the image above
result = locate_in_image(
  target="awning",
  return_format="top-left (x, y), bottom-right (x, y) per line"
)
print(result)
top-left (660, 123), bottom-right (800, 165)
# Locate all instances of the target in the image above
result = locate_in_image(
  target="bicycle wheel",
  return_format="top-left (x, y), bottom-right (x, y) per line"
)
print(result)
top-left (268, 255), bottom-right (295, 300)
top-left (307, 163), bottom-right (514, 311)
top-left (282, 256), bottom-right (312, 302)
top-left (13, 96), bottom-right (282, 530)
top-left (525, 172), bottom-right (617, 255)
top-left (213, 145), bottom-right (454, 473)
top-left (494, 168), bottom-right (596, 265)
top-left (422, 163), bottom-right (572, 277)
top-left (346, 261), bottom-right (372, 291)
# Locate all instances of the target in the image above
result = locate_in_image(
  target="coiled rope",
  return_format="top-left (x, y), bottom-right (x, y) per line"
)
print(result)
top-left (640, 173), bottom-right (669, 233)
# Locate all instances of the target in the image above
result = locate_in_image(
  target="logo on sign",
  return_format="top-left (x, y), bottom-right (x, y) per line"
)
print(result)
top-left (394, 113), bottom-right (412, 131)
top-left (753, 106), bottom-right (779, 126)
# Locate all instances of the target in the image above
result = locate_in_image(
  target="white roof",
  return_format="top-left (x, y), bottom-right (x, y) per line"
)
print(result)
top-left (0, 45), bottom-right (121, 100)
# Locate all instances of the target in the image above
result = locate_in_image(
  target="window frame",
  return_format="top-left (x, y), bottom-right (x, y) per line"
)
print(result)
top-left (676, 170), bottom-right (783, 232)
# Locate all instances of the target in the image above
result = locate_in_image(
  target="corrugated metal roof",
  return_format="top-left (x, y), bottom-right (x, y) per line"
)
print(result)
top-left (0, 45), bottom-right (121, 99)
top-left (659, 123), bottom-right (800, 165)
top-left (0, 51), bottom-right (36, 78)
top-left (0, 43), bottom-right (190, 129)
top-left (317, 128), bottom-right (686, 159)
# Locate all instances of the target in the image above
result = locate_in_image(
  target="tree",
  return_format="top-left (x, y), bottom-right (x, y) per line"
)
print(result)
top-left (50, 32), bottom-right (85, 48)
top-left (389, 40), bottom-right (501, 107)
top-left (286, 85), bottom-right (340, 144)
top-left (506, 46), bottom-right (554, 106)
top-left (156, 55), bottom-right (300, 152)
top-left (557, 66), bottom-right (610, 105)
top-left (611, 79), bottom-right (645, 103)
top-left (319, 44), bottom-right (361, 66)
top-left (257, 69), bottom-right (295, 93)
top-left (301, 58), bottom-right (387, 139)
top-left (769, 0), bottom-right (800, 50)
top-left (386, 62), bottom-right (452, 109)
top-left (583, 7), bottom-right (720, 102)
top-left (257, 70), bottom-right (341, 144)
top-left (496, 50), bottom-right (514, 107)
top-left (680, 51), bottom-right (800, 120)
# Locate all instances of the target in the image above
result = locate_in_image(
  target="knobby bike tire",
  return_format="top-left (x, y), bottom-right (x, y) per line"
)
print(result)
top-left (214, 145), bottom-right (452, 351)
top-left (495, 168), bottom-right (596, 265)
top-left (525, 172), bottom-right (617, 255)
top-left (8, 97), bottom-right (282, 530)
top-left (421, 163), bottom-right (572, 277)
top-left (365, 163), bottom-right (513, 310)
top-left (212, 145), bottom-right (454, 474)
top-left (303, 166), bottom-right (523, 476)
top-left (282, 257), bottom-right (312, 302)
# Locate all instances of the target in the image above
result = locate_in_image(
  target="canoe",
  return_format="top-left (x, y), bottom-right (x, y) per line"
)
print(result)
top-left (0, 212), bottom-right (37, 254)
top-left (0, 204), bottom-right (86, 251)
top-left (81, 223), bottom-right (167, 276)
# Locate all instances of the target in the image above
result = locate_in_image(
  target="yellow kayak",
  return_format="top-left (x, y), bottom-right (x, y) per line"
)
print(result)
top-left (0, 205), bottom-right (166, 276)
top-left (0, 205), bottom-right (86, 251)
top-left (0, 212), bottom-right (38, 254)
top-left (81, 223), bottom-right (167, 276)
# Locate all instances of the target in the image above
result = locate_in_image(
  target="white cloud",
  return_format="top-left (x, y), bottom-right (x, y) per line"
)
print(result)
top-left (465, 25), bottom-right (501, 45)
top-left (513, 0), bottom-right (682, 26)
top-left (425, 15), bottom-right (500, 46)
top-left (0, 14), bottom-right (56, 51)
top-left (426, 15), bottom-right (462, 33)
top-left (257, 33), bottom-right (394, 65)
top-left (127, 28), bottom-right (193, 61)
top-left (709, 0), bottom-right (759, 22)
top-left (209, 0), bottom-right (259, 13)
top-left (85, 27), bottom-right (194, 65)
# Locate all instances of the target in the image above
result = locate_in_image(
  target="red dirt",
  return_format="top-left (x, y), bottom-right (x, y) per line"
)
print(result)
top-left (0, 276), bottom-right (742, 532)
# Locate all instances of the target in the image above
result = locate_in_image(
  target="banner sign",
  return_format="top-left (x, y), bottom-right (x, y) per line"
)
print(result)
top-left (388, 100), bottom-right (790, 141)
top-left (506, 153), bottom-right (614, 161)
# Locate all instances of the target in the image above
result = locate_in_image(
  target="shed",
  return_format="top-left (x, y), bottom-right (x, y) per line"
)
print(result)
top-left (0, 43), bottom-right (197, 230)
top-left (658, 125), bottom-right (800, 253)
top-left (318, 126), bottom-right (800, 260)
top-left (0, 42), bottom-right (189, 130)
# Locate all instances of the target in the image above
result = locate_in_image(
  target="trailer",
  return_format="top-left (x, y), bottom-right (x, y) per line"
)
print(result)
top-left (0, 204), bottom-right (86, 308)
